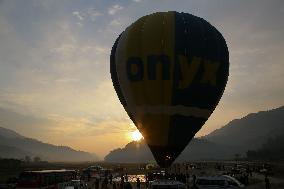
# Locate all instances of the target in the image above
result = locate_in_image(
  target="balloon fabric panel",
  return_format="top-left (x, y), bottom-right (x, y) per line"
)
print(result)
top-left (110, 11), bottom-right (229, 168)
top-left (115, 12), bottom-right (176, 148)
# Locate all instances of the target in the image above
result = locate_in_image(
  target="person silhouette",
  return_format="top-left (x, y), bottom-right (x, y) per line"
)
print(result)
top-left (120, 175), bottom-right (125, 189)
top-left (191, 175), bottom-right (198, 189)
top-left (265, 174), bottom-right (270, 189)
top-left (136, 178), bottom-right (141, 189)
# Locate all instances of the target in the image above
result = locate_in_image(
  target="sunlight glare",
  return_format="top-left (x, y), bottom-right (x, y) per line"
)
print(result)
top-left (131, 130), bottom-right (143, 141)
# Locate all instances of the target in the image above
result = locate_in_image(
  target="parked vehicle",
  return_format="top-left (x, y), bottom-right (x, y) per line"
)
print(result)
top-left (149, 179), bottom-right (186, 189)
top-left (16, 169), bottom-right (76, 189)
top-left (195, 175), bottom-right (245, 189)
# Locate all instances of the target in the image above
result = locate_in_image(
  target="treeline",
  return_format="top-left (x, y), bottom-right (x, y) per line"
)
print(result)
top-left (0, 158), bottom-right (23, 184)
top-left (0, 157), bottom-right (47, 167)
top-left (0, 157), bottom-right (49, 184)
top-left (246, 134), bottom-right (284, 160)
top-left (0, 158), bottom-right (23, 169)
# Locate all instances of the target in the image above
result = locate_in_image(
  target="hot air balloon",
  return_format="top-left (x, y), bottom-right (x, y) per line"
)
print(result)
top-left (110, 11), bottom-right (229, 167)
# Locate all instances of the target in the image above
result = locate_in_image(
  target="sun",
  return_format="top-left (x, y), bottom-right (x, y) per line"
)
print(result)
top-left (131, 130), bottom-right (143, 141)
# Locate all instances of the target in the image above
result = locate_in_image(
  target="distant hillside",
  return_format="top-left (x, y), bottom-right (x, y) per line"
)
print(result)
top-left (0, 144), bottom-right (33, 159)
top-left (105, 138), bottom-right (240, 163)
top-left (246, 134), bottom-right (284, 160)
top-left (0, 127), bottom-right (24, 139)
top-left (105, 106), bottom-right (284, 162)
top-left (176, 138), bottom-right (242, 161)
top-left (0, 127), bottom-right (98, 162)
top-left (105, 140), bottom-right (152, 162)
top-left (205, 106), bottom-right (284, 150)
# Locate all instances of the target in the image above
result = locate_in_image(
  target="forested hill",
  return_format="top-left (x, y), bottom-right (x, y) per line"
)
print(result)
top-left (205, 106), bottom-right (284, 149)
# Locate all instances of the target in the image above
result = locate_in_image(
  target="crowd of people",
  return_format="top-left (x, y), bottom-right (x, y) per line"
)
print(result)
top-left (83, 162), bottom-right (273, 189)
top-left (91, 173), bottom-right (141, 189)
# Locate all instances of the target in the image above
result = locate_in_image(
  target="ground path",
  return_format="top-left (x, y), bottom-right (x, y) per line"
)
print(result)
top-left (246, 173), bottom-right (284, 189)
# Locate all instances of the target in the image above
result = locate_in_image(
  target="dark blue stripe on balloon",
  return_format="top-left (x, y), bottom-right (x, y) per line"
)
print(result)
top-left (171, 12), bottom-right (229, 110)
top-left (167, 12), bottom-right (229, 147)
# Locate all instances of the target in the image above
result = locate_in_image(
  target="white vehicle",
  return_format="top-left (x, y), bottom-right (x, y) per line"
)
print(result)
top-left (195, 175), bottom-right (245, 189)
top-left (149, 179), bottom-right (186, 189)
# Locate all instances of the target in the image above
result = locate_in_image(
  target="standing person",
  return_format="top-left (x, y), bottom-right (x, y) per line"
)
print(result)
top-left (185, 174), bottom-right (190, 189)
top-left (145, 180), bottom-right (149, 189)
top-left (265, 174), bottom-right (270, 189)
top-left (124, 182), bottom-right (132, 189)
top-left (191, 175), bottom-right (198, 189)
top-left (88, 171), bottom-right (91, 182)
top-left (125, 173), bottom-right (128, 182)
top-left (109, 174), bottom-right (113, 184)
top-left (102, 177), bottom-right (108, 189)
top-left (145, 174), bottom-right (149, 189)
top-left (95, 178), bottom-right (100, 189)
top-left (120, 175), bottom-right (125, 189)
top-left (136, 178), bottom-right (141, 189)
top-left (243, 173), bottom-right (249, 186)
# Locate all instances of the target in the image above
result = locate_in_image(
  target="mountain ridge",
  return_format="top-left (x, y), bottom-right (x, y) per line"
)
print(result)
top-left (0, 127), bottom-right (24, 139)
top-left (204, 106), bottom-right (284, 149)
top-left (0, 126), bottom-right (99, 162)
top-left (105, 105), bottom-right (284, 162)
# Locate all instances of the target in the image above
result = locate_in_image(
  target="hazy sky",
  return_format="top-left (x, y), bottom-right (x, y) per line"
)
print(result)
top-left (0, 0), bottom-right (283, 158)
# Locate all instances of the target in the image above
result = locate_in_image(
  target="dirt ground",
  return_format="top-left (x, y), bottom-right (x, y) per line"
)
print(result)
top-left (246, 173), bottom-right (284, 189)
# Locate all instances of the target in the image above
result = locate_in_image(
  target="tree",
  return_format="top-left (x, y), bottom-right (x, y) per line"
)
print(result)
top-left (33, 156), bottom-right (41, 163)
top-left (234, 153), bottom-right (241, 161)
top-left (24, 155), bottom-right (31, 163)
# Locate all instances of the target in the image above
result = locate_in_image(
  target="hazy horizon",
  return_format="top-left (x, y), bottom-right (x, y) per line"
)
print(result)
top-left (0, 0), bottom-right (283, 158)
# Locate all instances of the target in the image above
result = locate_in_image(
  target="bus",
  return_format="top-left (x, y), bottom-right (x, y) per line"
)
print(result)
top-left (16, 169), bottom-right (77, 189)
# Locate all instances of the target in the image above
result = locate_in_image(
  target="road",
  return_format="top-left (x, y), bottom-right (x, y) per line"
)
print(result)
top-left (247, 173), bottom-right (284, 189)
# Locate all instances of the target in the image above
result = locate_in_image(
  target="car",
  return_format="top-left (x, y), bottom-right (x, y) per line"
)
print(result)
top-left (195, 175), bottom-right (245, 189)
top-left (149, 179), bottom-right (186, 189)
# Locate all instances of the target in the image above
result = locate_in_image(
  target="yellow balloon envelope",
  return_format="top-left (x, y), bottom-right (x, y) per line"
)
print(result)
top-left (110, 11), bottom-right (229, 167)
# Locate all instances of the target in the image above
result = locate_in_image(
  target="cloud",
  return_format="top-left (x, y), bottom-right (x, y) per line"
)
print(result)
top-left (72, 11), bottom-right (84, 20)
top-left (0, 106), bottom-right (58, 139)
top-left (73, 8), bottom-right (102, 22)
top-left (108, 4), bottom-right (123, 15)
top-left (86, 8), bottom-right (103, 21)
top-left (55, 78), bottom-right (79, 83)
top-left (109, 19), bottom-right (121, 26)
